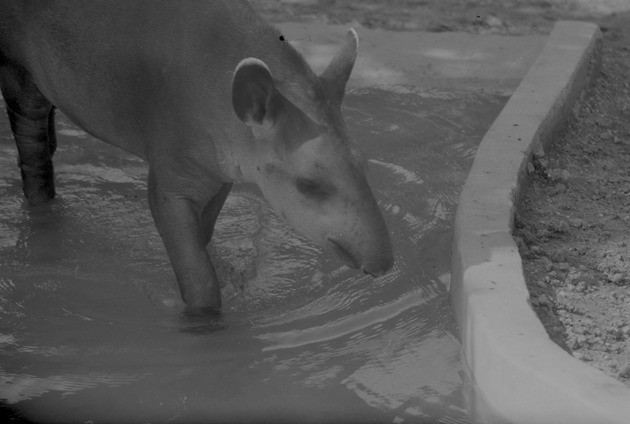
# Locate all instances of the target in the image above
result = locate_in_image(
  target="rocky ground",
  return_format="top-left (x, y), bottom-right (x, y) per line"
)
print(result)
top-left (254, 0), bottom-right (627, 35)
top-left (514, 12), bottom-right (630, 386)
top-left (253, 0), bottom-right (630, 386)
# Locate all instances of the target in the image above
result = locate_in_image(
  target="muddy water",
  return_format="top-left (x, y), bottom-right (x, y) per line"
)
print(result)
top-left (0, 88), bottom-right (505, 423)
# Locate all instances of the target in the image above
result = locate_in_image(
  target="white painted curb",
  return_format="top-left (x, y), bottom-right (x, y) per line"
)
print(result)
top-left (451, 21), bottom-right (630, 424)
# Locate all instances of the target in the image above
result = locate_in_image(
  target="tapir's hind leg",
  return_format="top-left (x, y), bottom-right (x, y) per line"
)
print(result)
top-left (47, 106), bottom-right (58, 157)
top-left (0, 67), bottom-right (56, 204)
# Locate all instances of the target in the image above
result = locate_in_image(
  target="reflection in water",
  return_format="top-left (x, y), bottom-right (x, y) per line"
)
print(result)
top-left (0, 88), bottom-right (505, 423)
top-left (0, 371), bottom-right (145, 404)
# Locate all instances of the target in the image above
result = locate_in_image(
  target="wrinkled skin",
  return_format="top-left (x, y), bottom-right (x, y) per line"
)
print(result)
top-left (0, 0), bottom-right (393, 313)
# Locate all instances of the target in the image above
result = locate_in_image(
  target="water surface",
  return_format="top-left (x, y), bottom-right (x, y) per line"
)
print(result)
top-left (0, 88), bottom-right (505, 423)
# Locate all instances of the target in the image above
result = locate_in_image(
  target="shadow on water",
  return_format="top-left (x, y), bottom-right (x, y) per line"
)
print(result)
top-left (0, 88), bottom-right (506, 423)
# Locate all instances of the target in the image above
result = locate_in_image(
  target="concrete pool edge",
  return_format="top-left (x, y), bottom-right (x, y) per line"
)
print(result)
top-left (451, 20), bottom-right (630, 424)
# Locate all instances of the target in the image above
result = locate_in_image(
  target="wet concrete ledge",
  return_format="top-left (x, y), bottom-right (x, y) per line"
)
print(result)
top-left (451, 21), bottom-right (630, 424)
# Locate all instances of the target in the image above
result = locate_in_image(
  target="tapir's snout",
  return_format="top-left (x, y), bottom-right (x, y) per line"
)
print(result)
top-left (326, 233), bottom-right (394, 278)
top-left (361, 250), bottom-right (394, 277)
top-left (362, 259), bottom-right (393, 278)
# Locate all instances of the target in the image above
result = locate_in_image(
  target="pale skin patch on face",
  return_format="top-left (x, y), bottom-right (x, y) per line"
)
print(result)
top-left (249, 116), bottom-right (374, 247)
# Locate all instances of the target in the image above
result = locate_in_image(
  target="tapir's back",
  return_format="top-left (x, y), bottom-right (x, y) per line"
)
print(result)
top-left (0, 0), bottom-right (315, 158)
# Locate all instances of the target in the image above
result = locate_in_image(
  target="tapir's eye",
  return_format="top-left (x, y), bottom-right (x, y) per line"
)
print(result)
top-left (296, 177), bottom-right (331, 200)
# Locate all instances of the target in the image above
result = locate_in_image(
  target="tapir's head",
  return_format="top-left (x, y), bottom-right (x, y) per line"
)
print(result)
top-left (230, 29), bottom-right (393, 277)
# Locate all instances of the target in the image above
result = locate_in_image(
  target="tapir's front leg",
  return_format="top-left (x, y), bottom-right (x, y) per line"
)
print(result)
top-left (200, 182), bottom-right (232, 242)
top-left (148, 170), bottom-right (229, 313)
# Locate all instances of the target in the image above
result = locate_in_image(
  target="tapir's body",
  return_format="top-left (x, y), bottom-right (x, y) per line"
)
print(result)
top-left (0, 0), bottom-right (393, 312)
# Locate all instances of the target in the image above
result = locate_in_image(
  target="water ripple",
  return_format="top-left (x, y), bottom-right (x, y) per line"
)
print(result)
top-left (258, 288), bottom-right (431, 351)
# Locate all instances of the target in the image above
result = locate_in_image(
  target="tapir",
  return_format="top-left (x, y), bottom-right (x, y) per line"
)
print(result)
top-left (0, 0), bottom-right (393, 313)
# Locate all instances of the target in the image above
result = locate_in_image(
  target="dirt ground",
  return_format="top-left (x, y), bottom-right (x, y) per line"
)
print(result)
top-left (514, 12), bottom-right (630, 386)
top-left (253, 0), bottom-right (630, 386)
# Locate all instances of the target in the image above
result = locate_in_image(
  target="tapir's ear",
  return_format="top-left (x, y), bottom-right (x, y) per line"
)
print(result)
top-left (319, 28), bottom-right (358, 104)
top-left (232, 58), bottom-right (277, 126)
top-left (232, 58), bottom-right (325, 149)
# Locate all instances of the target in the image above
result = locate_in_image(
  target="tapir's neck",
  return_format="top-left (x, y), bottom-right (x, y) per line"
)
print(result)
top-left (198, 3), bottom-right (322, 182)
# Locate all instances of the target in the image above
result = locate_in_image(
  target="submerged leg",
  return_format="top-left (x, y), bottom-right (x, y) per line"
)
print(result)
top-left (0, 68), bottom-right (56, 204)
top-left (148, 173), bottom-right (232, 313)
